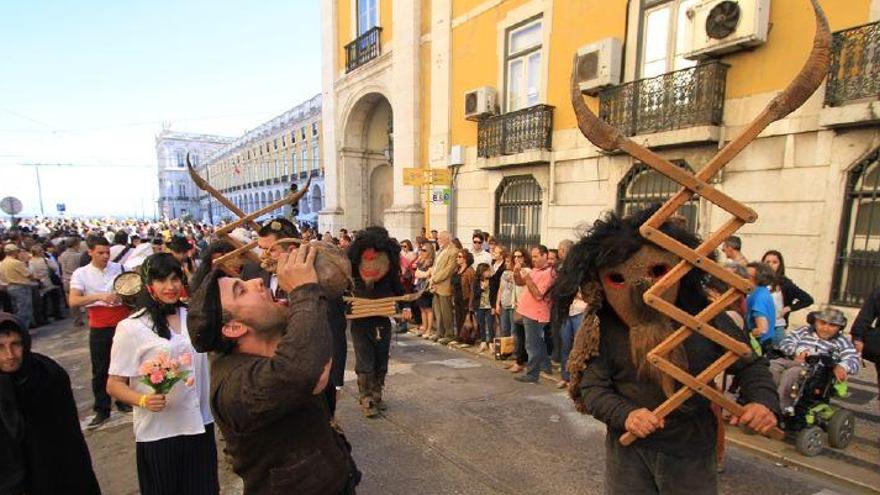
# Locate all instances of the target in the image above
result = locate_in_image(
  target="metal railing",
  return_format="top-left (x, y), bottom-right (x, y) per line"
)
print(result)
top-left (299, 171), bottom-right (308, 179)
top-left (599, 62), bottom-right (728, 136)
top-left (826, 21), bottom-right (880, 106)
top-left (494, 175), bottom-right (542, 252)
top-left (477, 104), bottom-right (554, 158)
top-left (345, 26), bottom-right (382, 73)
top-left (309, 169), bottom-right (320, 177)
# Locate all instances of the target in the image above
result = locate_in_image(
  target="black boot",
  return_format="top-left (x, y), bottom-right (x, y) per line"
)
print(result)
top-left (373, 373), bottom-right (387, 411)
top-left (357, 374), bottom-right (379, 418)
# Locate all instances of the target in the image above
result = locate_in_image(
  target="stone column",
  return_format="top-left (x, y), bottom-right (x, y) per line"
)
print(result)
top-left (384, 0), bottom-right (424, 240)
top-left (318, 0), bottom-right (345, 234)
top-left (429, 0), bottom-right (452, 231)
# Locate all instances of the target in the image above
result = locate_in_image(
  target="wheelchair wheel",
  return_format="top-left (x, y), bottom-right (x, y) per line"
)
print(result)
top-left (827, 410), bottom-right (856, 449)
top-left (795, 426), bottom-right (825, 457)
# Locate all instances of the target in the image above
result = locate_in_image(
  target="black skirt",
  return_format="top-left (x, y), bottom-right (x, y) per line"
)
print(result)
top-left (417, 291), bottom-right (434, 309)
top-left (135, 423), bottom-right (219, 495)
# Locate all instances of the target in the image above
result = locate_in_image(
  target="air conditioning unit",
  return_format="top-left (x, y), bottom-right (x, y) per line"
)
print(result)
top-left (464, 87), bottom-right (497, 121)
top-left (576, 38), bottom-right (623, 96)
top-left (684, 0), bottom-right (770, 60)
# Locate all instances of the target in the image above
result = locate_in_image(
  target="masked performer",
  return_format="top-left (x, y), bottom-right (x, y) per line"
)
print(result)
top-left (348, 226), bottom-right (407, 418)
top-left (187, 245), bottom-right (359, 495)
top-left (552, 208), bottom-right (779, 494)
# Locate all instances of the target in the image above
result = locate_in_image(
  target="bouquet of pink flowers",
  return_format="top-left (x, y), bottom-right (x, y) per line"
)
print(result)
top-left (138, 352), bottom-right (195, 395)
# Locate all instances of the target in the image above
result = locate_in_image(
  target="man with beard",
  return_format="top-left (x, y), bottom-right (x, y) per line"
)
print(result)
top-left (0, 312), bottom-right (101, 495)
top-left (250, 217), bottom-right (349, 418)
top-left (552, 208), bottom-right (779, 494)
top-left (187, 245), bottom-right (359, 495)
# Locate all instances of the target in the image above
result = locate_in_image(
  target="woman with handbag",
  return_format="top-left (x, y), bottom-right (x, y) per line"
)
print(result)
top-left (852, 287), bottom-right (880, 407)
top-left (414, 242), bottom-right (435, 338)
top-left (451, 250), bottom-right (475, 347)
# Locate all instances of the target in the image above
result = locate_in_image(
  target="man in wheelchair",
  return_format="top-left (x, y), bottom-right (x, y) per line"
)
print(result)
top-left (769, 307), bottom-right (860, 418)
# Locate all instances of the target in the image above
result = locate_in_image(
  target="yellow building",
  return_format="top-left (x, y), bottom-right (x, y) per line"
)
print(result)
top-left (202, 95), bottom-right (325, 225)
top-left (321, 0), bottom-right (880, 312)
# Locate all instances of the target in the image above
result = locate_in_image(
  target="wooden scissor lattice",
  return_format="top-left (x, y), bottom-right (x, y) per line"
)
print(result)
top-left (571, 0), bottom-right (831, 445)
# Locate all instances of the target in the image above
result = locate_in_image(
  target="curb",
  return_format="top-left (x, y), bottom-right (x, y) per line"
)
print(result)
top-left (725, 432), bottom-right (880, 494)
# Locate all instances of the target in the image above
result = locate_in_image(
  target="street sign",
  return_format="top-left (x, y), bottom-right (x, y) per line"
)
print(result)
top-left (403, 167), bottom-right (425, 186)
top-left (56, 203), bottom-right (66, 213)
top-left (431, 188), bottom-right (451, 205)
top-left (403, 167), bottom-right (452, 186)
top-left (430, 168), bottom-right (451, 185)
top-left (0, 196), bottom-right (22, 215)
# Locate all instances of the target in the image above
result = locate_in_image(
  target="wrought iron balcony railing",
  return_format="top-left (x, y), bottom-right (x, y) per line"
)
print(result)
top-left (345, 26), bottom-right (382, 73)
top-left (299, 171), bottom-right (308, 179)
top-left (309, 169), bottom-right (320, 177)
top-left (599, 61), bottom-right (728, 137)
top-left (477, 104), bottom-right (554, 158)
top-left (826, 21), bottom-right (880, 107)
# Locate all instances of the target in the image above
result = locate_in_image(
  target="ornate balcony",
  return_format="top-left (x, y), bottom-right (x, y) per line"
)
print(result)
top-left (599, 61), bottom-right (728, 137)
top-left (299, 171), bottom-right (308, 179)
top-left (309, 169), bottom-right (320, 178)
top-left (826, 22), bottom-right (880, 106)
top-left (345, 26), bottom-right (382, 73)
top-left (477, 104), bottom-right (554, 158)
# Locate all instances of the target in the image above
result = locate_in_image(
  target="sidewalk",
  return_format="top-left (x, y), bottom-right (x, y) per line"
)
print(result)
top-left (417, 330), bottom-right (880, 493)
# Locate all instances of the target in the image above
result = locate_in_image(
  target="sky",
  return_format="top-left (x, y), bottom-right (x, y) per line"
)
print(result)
top-left (0, 0), bottom-right (322, 218)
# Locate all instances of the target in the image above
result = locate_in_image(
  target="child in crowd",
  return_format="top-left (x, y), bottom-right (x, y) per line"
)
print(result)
top-left (473, 263), bottom-right (493, 354)
top-left (769, 307), bottom-right (861, 414)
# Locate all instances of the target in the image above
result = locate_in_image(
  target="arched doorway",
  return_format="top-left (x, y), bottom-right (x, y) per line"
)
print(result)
top-left (310, 184), bottom-right (323, 214)
top-left (341, 92), bottom-right (393, 228)
top-left (370, 165), bottom-right (392, 227)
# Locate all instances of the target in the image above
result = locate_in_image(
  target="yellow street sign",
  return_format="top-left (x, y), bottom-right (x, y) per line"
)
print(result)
top-left (430, 168), bottom-right (451, 185)
top-left (403, 167), bottom-right (452, 186)
top-left (403, 168), bottom-right (426, 186)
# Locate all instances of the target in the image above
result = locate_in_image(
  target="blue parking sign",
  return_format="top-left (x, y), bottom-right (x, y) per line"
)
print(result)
top-left (56, 203), bottom-right (66, 212)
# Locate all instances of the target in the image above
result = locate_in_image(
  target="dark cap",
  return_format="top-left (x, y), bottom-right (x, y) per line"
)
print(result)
top-left (186, 269), bottom-right (233, 353)
top-left (258, 217), bottom-right (299, 239)
top-left (166, 235), bottom-right (192, 253)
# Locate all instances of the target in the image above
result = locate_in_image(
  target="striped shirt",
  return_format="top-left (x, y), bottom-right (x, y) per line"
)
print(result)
top-left (778, 325), bottom-right (861, 375)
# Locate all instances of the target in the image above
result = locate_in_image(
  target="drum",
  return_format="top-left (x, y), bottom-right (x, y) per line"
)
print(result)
top-left (113, 271), bottom-right (143, 307)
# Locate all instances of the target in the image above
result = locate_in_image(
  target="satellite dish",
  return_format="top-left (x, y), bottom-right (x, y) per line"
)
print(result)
top-left (0, 196), bottom-right (22, 215)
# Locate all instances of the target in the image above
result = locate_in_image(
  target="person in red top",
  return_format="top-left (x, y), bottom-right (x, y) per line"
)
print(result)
top-left (69, 235), bottom-right (132, 428)
top-left (513, 245), bottom-right (555, 383)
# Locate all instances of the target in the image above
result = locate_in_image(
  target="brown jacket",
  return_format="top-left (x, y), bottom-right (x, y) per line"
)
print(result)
top-left (210, 284), bottom-right (357, 495)
top-left (430, 245), bottom-right (460, 296)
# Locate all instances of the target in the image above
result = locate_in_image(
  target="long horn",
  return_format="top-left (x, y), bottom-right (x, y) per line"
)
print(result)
top-left (214, 176), bottom-right (311, 237)
top-left (186, 154), bottom-right (261, 231)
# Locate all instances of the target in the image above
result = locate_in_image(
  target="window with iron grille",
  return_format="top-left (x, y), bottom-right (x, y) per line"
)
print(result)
top-left (617, 161), bottom-right (698, 233)
top-left (495, 175), bottom-right (542, 252)
top-left (832, 149), bottom-right (880, 306)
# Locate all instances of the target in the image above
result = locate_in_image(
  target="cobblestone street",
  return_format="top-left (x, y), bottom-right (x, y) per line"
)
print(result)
top-left (29, 317), bottom-right (879, 495)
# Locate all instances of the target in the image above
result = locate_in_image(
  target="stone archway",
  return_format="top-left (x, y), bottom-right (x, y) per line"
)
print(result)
top-left (340, 92), bottom-right (393, 229)
top-left (310, 184), bottom-right (323, 214)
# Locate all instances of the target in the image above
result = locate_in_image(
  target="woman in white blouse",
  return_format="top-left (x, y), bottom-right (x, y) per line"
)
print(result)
top-left (107, 253), bottom-right (217, 495)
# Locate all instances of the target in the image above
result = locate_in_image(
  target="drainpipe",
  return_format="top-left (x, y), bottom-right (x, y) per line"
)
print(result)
top-left (449, 165), bottom-right (460, 234)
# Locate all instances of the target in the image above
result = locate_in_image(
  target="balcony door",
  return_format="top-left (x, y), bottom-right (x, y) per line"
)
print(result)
top-left (357, 0), bottom-right (378, 36)
top-left (640, 0), bottom-right (697, 79)
top-left (505, 16), bottom-right (543, 112)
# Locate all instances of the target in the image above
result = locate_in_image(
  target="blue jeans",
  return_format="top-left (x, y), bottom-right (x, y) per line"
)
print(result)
top-left (7, 284), bottom-right (33, 329)
top-left (523, 316), bottom-right (549, 379)
top-left (475, 308), bottom-right (494, 343)
top-left (559, 313), bottom-right (585, 382)
top-left (499, 307), bottom-right (514, 337)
